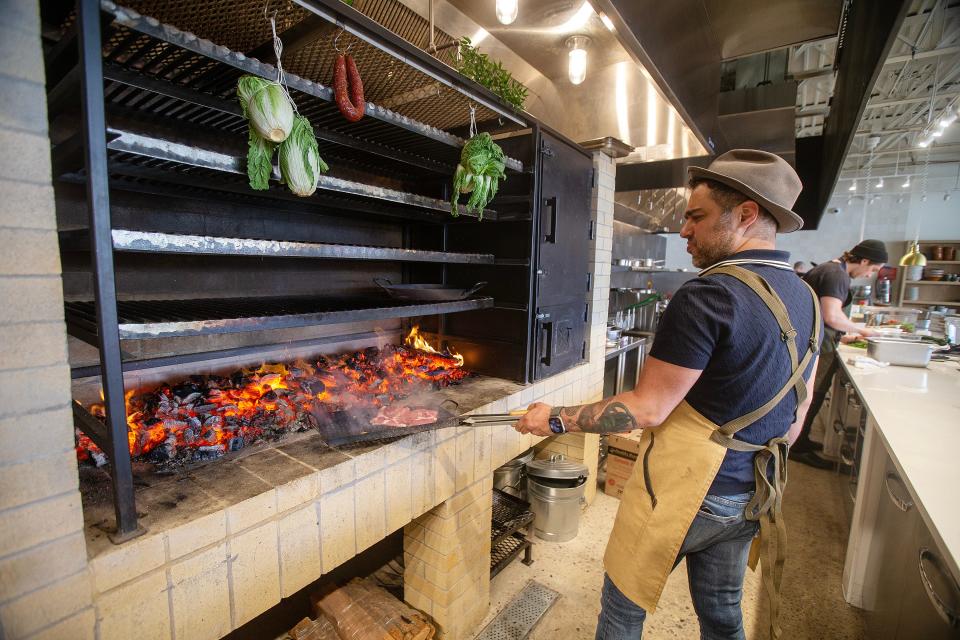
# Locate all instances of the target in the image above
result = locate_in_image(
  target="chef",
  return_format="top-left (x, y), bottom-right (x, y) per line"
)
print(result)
top-left (515, 150), bottom-right (822, 640)
top-left (790, 240), bottom-right (887, 468)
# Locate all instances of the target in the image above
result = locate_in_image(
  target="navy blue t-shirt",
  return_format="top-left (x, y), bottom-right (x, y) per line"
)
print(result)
top-left (649, 250), bottom-right (823, 495)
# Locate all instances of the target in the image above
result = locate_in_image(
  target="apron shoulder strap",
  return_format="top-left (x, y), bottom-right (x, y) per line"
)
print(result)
top-left (700, 265), bottom-right (821, 437)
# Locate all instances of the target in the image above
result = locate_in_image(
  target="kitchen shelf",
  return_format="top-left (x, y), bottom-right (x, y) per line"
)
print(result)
top-left (64, 295), bottom-right (495, 341)
top-left (61, 229), bottom-right (496, 264)
top-left (56, 112), bottom-right (497, 221)
top-left (900, 300), bottom-right (960, 306)
top-left (904, 280), bottom-right (960, 285)
top-left (926, 261), bottom-right (960, 265)
top-left (61, 2), bottom-right (524, 174)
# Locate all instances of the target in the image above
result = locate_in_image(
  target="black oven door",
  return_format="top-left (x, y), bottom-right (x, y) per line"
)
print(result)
top-left (533, 301), bottom-right (588, 380)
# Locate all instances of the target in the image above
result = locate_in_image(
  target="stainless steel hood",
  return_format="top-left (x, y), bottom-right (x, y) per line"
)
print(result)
top-left (601, 0), bottom-right (843, 155)
top-left (398, 0), bottom-right (705, 158)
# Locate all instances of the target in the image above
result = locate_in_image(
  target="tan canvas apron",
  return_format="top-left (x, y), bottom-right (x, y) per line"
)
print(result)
top-left (603, 264), bottom-right (821, 640)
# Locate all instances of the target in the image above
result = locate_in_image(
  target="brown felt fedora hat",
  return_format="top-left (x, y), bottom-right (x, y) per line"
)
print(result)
top-left (688, 149), bottom-right (805, 233)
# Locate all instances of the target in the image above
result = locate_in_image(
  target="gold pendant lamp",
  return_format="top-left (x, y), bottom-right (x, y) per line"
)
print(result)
top-left (899, 241), bottom-right (927, 266)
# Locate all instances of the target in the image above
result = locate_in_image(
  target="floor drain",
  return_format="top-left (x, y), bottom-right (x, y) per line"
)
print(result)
top-left (475, 580), bottom-right (560, 640)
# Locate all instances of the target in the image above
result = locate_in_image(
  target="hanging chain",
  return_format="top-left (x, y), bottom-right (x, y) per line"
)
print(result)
top-left (920, 145), bottom-right (931, 202)
top-left (469, 105), bottom-right (477, 138)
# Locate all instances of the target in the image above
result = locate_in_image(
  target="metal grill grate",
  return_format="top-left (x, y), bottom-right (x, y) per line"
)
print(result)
top-left (492, 489), bottom-right (534, 545)
top-left (474, 580), bottom-right (560, 640)
top-left (119, 0), bottom-right (505, 129)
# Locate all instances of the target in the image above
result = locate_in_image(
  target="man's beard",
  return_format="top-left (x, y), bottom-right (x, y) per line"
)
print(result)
top-left (689, 227), bottom-right (737, 268)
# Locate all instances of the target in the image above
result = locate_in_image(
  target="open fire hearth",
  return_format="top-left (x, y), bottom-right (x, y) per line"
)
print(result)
top-left (75, 327), bottom-right (524, 556)
top-left (76, 327), bottom-right (472, 470)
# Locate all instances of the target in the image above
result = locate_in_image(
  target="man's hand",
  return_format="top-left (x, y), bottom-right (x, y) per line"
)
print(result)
top-left (858, 327), bottom-right (878, 338)
top-left (515, 402), bottom-right (554, 436)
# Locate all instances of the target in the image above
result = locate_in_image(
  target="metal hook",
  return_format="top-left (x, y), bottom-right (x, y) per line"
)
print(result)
top-left (333, 27), bottom-right (353, 54)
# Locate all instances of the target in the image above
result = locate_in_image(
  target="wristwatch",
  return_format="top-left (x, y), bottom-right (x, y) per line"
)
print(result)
top-left (548, 406), bottom-right (566, 434)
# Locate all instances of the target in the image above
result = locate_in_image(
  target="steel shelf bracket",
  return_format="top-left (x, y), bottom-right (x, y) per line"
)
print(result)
top-left (79, 0), bottom-right (143, 541)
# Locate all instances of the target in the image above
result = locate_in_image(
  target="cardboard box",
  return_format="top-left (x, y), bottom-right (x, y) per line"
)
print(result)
top-left (603, 430), bottom-right (644, 499)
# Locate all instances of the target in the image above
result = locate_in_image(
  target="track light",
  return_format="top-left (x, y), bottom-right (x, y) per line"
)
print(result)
top-left (902, 177), bottom-right (911, 188)
top-left (876, 178), bottom-right (884, 188)
top-left (848, 180), bottom-right (856, 192)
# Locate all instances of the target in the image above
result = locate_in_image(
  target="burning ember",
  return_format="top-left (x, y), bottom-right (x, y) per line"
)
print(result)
top-left (77, 328), bottom-right (467, 466)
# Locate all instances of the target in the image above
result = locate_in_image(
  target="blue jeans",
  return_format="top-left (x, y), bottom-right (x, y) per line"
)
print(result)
top-left (595, 492), bottom-right (760, 640)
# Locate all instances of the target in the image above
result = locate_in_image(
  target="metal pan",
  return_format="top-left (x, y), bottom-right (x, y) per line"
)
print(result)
top-left (374, 278), bottom-right (487, 301)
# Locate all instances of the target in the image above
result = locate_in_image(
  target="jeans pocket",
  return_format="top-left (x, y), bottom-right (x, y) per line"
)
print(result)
top-left (695, 493), bottom-right (752, 524)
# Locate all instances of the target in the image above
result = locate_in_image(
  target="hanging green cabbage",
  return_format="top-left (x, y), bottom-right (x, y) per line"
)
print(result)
top-left (451, 132), bottom-right (506, 219)
top-left (246, 129), bottom-right (276, 191)
top-left (237, 76), bottom-right (294, 143)
top-left (279, 115), bottom-right (329, 197)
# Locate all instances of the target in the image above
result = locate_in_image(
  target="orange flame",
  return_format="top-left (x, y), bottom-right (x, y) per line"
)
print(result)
top-left (404, 326), bottom-right (464, 367)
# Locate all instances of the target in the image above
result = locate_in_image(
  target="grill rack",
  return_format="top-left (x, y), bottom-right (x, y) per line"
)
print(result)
top-left (64, 295), bottom-right (495, 342)
top-left (58, 2), bottom-right (525, 175)
top-left (490, 488), bottom-right (534, 578)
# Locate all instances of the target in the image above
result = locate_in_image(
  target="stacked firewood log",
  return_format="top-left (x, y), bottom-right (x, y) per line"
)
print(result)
top-left (288, 578), bottom-right (435, 640)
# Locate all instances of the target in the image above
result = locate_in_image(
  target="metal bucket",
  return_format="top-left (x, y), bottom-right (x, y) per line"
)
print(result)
top-left (493, 448), bottom-right (534, 500)
top-left (526, 456), bottom-right (588, 542)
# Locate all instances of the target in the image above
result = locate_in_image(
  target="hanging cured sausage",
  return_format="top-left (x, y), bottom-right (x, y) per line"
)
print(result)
top-left (334, 54), bottom-right (365, 122)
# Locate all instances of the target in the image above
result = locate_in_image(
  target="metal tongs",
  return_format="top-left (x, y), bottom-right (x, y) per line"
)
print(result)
top-left (458, 408), bottom-right (565, 433)
top-left (458, 410), bottom-right (527, 426)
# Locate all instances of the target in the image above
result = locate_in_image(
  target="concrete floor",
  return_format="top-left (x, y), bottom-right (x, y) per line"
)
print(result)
top-left (477, 461), bottom-right (866, 639)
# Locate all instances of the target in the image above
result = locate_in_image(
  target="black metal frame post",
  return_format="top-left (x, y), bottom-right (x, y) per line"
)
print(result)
top-left (77, 0), bottom-right (143, 542)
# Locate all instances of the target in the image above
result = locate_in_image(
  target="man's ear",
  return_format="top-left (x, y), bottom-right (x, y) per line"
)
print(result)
top-left (738, 200), bottom-right (761, 229)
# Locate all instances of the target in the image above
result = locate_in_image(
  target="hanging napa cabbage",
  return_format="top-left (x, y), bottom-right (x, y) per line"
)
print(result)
top-left (237, 76), bottom-right (294, 142)
top-left (279, 115), bottom-right (329, 197)
top-left (451, 132), bottom-right (506, 219)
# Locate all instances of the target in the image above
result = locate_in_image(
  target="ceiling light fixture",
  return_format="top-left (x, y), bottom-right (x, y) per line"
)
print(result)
top-left (902, 177), bottom-right (911, 188)
top-left (495, 0), bottom-right (519, 25)
top-left (599, 13), bottom-right (615, 31)
top-left (566, 35), bottom-right (590, 85)
top-left (876, 177), bottom-right (884, 188)
top-left (849, 180), bottom-right (857, 192)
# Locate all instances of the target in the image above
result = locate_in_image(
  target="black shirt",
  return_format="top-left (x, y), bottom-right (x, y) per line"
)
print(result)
top-left (803, 260), bottom-right (852, 308)
top-left (803, 260), bottom-right (851, 342)
top-left (649, 250), bottom-right (822, 494)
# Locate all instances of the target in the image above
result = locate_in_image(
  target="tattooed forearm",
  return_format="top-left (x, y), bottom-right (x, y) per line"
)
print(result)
top-left (559, 400), bottom-right (639, 433)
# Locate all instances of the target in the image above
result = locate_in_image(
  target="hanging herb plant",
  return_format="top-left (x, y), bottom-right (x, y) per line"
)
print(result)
top-left (455, 37), bottom-right (528, 111)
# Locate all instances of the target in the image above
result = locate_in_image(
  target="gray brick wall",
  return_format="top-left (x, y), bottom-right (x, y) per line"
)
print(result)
top-left (0, 2), bottom-right (95, 638)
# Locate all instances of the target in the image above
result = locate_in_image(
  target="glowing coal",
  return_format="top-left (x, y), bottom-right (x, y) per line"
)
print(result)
top-left (77, 328), bottom-right (467, 466)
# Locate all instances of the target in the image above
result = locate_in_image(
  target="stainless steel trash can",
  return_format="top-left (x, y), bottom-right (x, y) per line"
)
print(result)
top-left (493, 448), bottom-right (535, 500)
top-left (527, 456), bottom-right (589, 542)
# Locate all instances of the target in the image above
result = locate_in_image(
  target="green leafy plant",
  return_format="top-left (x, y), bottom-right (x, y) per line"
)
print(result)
top-left (451, 132), bottom-right (506, 218)
top-left (455, 37), bottom-right (528, 111)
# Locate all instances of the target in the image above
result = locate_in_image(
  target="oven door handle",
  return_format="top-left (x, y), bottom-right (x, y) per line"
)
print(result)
top-left (539, 319), bottom-right (554, 367)
top-left (542, 197), bottom-right (558, 244)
